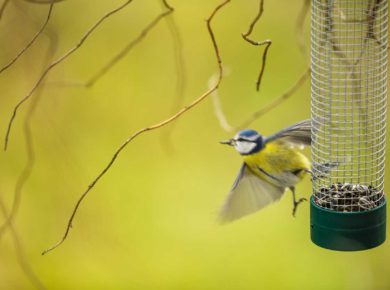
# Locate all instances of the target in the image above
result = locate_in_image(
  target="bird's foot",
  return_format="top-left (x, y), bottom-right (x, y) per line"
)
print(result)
top-left (292, 198), bottom-right (307, 217)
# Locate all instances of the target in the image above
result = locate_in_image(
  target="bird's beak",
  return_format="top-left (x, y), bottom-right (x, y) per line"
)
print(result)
top-left (220, 139), bottom-right (234, 146)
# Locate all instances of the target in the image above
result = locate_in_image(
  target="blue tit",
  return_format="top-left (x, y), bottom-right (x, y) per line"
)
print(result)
top-left (219, 119), bottom-right (312, 223)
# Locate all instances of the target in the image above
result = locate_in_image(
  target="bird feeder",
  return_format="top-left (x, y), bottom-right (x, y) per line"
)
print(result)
top-left (311, 0), bottom-right (387, 251)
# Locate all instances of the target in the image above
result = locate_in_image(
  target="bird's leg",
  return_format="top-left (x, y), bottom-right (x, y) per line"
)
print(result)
top-left (290, 186), bottom-right (307, 217)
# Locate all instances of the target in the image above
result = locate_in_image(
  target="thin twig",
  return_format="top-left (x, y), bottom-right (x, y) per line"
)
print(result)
top-left (24, 0), bottom-right (65, 3)
top-left (323, 0), bottom-right (364, 124)
top-left (162, 0), bottom-right (186, 107)
top-left (0, 27), bottom-right (58, 239)
top-left (208, 68), bottom-right (234, 132)
top-left (4, 0), bottom-right (135, 151)
top-left (237, 67), bottom-right (310, 130)
top-left (329, 0), bottom-right (384, 126)
top-left (84, 0), bottom-right (174, 87)
top-left (0, 0), bottom-right (10, 21)
top-left (42, 0), bottom-right (230, 255)
top-left (0, 196), bottom-right (47, 290)
top-left (353, 0), bottom-right (385, 66)
top-left (159, 0), bottom-right (187, 154)
top-left (295, 0), bottom-right (310, 57)
top-left (0, 0), bottom-right (54, 75)
top-left (46, 0), bottom-right (175, 88)
top-left (324, 0), bottom-right (351, 65)
top-left (242, 0), bottom-right (271, 91)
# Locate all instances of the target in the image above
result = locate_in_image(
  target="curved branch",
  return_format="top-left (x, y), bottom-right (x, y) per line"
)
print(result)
top-left (208, 68), bottom-right (234, 132)
top-left (24, 0), bottom-right (65, 3)
top-left (242, 0), bottom-right (271, 91)
top-left (0, 0), bottom-right (10, 21)
top-left (0, 8), bottom-right (58, 242)
top-left (0, 0), bottom-right (55, 75)
top-left (4, 0), bottom-right (135, 151)
top-left (159, 1), bottom-right (187, 154)
top-left (45, 0), bottom-right (175, 88)
top-left (0, 196), bottom-right (47, 290)
top-left (42, 0), bottom-right (230, 256)
top-left (295, 0), bottom-right (310, 57)
top-left (237, 67), bottom-right (310, 130)
top-left (84, 1), bottom-right (174, 87)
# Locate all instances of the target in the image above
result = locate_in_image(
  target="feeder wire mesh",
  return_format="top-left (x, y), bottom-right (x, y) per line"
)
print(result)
top-left (311, 0), bottom-right (388, 212)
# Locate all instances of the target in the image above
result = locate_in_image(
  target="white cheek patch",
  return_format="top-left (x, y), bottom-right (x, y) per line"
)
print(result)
top-left (235, 141), bottom-right (256, 154)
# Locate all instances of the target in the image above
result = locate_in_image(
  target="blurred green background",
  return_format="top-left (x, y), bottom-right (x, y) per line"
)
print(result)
top-left (0, 0), bottom-right (389, 289)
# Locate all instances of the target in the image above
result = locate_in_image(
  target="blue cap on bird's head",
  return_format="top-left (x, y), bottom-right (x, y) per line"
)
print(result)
top-left (220, 129), bottom-right (264, 155)
top-left (237, 129), bottom-right (260, 139)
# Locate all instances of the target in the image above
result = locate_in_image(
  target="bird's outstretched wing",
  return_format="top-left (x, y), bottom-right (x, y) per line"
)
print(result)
top-left (219, 163), bottom-right (285, 223)
top-left (264, 119), bottom-right (311, 146)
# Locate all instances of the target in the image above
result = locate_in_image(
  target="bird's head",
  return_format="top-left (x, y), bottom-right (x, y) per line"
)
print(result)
top-left (220, 129), bottom-right (264, 155)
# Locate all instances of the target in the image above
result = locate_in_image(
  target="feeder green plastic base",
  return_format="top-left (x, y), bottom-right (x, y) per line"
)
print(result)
top-left (310, 197), bottom-right (386, 251)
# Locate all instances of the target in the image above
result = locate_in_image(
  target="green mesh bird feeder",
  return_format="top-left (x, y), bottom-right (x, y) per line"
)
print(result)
top-left (310, 0), bottom-right (387, 251)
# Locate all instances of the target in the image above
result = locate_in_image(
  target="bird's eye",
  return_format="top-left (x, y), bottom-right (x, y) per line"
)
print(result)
top-left (236, 137), bottom-right (253, 142)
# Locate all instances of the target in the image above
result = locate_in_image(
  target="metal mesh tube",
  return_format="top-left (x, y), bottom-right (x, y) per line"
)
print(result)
top-left (311, 0), bottom-right (388, 212)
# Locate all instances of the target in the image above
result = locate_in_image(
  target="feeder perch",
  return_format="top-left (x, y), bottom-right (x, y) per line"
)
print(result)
top-left (310, 0), bottom-right (387, 251)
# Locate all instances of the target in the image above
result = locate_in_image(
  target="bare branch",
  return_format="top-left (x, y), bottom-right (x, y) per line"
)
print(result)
top-left (326, 0), bottom-right (385, 124)
top-left (42, 0), bottom-right (230, 256)
top-left (0, 196), bottom-right (47, 290)
top-left (4, 0), bottom-right (135, 151)
top-left (208, 68), bottom-right (234, 132)
top-left (161, 0), bottom-right (173, 11)
top-left (242, 0), bottom-right (271, 91)
top-left (84, 1), bottom-right (174, 88)
top-left (165, 18), bottom-right (186, 114)
top-left (159, 2), bottom-right (187, 154)
top-left (295, 0), bottom-right (310, 57)
top-left (0, 9), bottom-right (58, 241)
top-left (0, 0), bottom-right (10, 21)
top-left (46, 0), bottom-right (175, 88)
top-left (0, 0), bottom-right (55, 75)
top-left (237, 67), bottom-right (310, 130)
top-left (24, 0), bottom-right (65, 3)
top-left (353, 0), bottom-right (386, 65)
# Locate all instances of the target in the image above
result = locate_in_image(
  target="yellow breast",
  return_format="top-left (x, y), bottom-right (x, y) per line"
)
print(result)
top-left (242, 141), bottom-right (311, 186)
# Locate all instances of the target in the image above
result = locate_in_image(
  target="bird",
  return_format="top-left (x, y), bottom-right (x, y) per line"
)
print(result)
top-left (219, 119), bottom-right (312, 223)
